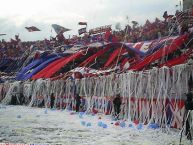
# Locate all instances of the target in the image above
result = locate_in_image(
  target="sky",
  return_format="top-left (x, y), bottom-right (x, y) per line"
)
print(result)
top-left (0, 0), bottom-right (181, 41)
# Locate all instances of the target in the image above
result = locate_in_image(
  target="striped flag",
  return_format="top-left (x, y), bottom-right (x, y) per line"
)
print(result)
top-left (25, 26), bottom-right (40, 32)
top-left (78, 22), bottom-right (87, 25)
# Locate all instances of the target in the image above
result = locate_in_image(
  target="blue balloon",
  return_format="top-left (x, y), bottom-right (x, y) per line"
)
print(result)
top-left (67, 106), bottom-right (72, 110)
top-left (148, 123), bottom-right (159, 129)
top-left (17, 115), bottom-right (21, 118)
top-left (79, 112), bottom-right (84, 116)
top-left (137, 123), bottom-right (143, 130)
top-left (79, 112), bottom-right (84, 118)
top-left (98, 121), bottom-right (103, 127)
top-left (0, 105), bottom-right (6, 109)
top-left (128, 124), bottom-right (133, 128)
top-left (81, 121), bottom-right (86, 126)
top-left (86, 122), bottom-right (91, 127)
top-left (120, 122), bottom-right (126, 128)
top-left (51, 108), bottom-right (56, 111)
top-left (79, 115), bottom-right (83, 119)
top-left (102, 124), bottom-right (107, 128)
top-left (44, 110), bottom-right (48, 114)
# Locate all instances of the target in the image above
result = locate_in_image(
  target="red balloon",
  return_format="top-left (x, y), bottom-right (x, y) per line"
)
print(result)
top-left (134, 120), bottom-right (139, 125)
top-left (115, 122), bottom-right (120, 126)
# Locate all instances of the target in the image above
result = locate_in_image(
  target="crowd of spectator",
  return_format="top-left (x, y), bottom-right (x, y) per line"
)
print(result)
top-left (0, 9), bottom-right (193, 59)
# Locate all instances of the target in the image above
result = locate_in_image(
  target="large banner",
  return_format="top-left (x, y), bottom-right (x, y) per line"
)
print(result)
top-left (89, 25), bottom-right (111, 35)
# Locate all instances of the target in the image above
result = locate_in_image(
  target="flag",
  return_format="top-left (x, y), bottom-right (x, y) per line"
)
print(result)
top-left (78, 22), bottom-right (87, 25)
top-left (25, 26), bottom-right (40, 32)
top-left (78, 27), bottom-right (87, 35)
top-left (163, 11), bottom-right (168, 19)
top-left (131, 21), bottom-right (138, 26)
top-left (0, 34), bottom-right (6, 36)
top-left (52, 24), bottom-right (71, 35)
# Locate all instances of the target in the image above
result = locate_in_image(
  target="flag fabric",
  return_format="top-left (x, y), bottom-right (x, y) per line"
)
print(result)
top-left (129, 34), bottom-right (187, 71)
top-left (0, 34), bottom-right (6, 36)
top-left (52, 24), bottom-right (71, 35)
top-left (163, 11), bottom-right (168, 19)
top-left (78, 22), bottom-right (87, 25)
top-left (78, 27), bottom-right (87, 35)
top-left (25, 26), bottom-right (40, 32)
top-left (131, 21), bottom-right (138, 26)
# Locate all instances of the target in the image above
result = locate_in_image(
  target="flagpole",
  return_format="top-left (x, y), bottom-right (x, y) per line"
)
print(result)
top-left (180, 0), bottom-right (182, 12)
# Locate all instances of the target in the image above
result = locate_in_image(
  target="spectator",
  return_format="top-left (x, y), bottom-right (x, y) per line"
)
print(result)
top-left (113, 94), bottom-right (122, 120)
top-left (75, 93), bottom-right (81, 112)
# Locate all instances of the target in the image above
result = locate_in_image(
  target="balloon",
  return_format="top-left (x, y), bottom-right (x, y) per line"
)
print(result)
top-left (44, 110), bottom-right (48, 114)
top-left (128, 124), bottom-right (133, 128)
top-left (134, 120), bottom-right (139, 125)
top-left (79, 112), bottom-right (84, 116)
top-left (67, 106), bottom-right (72, 110)
top-left (0, 105), bottom-right (6, 109)
top-left (148, 123), bottom-right (159, 129)
top-left (120, 122), bottom-right (126, 128)
top-left (79, 112), bottom-right (84, 119)
top-left (81, 121), bottom-right (86, 126)
top-left (86, 122), bottom-right (91, 127)
top-left (79, 115), bottom-right (83, 119)
top-left (98, 121), bottom-right (103, 127)
top-left (51, 108), bottom-right (55, 111)
top-left (17, 115), bottom-right (21, 118)
top-left (102, 124), bottom-right (107, 128)
top-left (137, 123), bottom-right (143, 130)
top-left (92, 109), bottom-right (98, 114)
top-left (115, 122), bottom-right (120, 126)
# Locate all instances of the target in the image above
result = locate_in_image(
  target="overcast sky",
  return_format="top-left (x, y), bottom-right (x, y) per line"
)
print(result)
top-left (0, 0), bottom-right (180, 41)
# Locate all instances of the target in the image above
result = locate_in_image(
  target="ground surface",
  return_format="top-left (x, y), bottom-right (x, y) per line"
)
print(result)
top-left (0, 105), bottom-right (191, 145)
